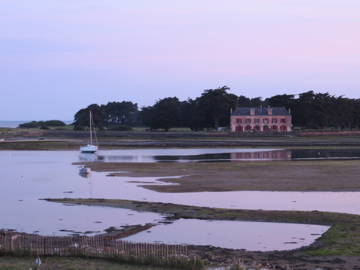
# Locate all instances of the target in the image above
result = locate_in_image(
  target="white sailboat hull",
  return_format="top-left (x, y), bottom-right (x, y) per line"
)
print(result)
top-left (80, 111), bottom-right (99, 153)
top-left (80, 144), bottom-right (98, 153)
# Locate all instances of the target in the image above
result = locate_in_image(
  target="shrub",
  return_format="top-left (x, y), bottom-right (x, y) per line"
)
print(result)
top-left (19, 120), bottom-right (66, 129)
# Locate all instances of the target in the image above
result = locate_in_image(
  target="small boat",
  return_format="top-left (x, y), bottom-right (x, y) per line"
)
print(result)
top-left (80, 144), bottom-right (98, 153)
top-left (80, 111), bottom-right (98, 153)
top-left (79, 166), bottom-right (91, 178)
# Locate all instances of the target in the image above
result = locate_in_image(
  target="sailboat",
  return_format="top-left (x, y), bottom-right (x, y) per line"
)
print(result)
top-left (80, 111), bottom-right (98, 153)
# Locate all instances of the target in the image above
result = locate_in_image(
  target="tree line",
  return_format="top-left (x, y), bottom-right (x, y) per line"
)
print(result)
top-left (73, 87), bottom-right (360, 131)
top-left (19, 120), bottom-right (66, 129)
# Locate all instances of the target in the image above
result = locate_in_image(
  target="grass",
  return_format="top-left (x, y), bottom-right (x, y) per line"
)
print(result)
top-left (3, 128), bottom-right (360, 150)
top-left (0, 256), bottom-right (179, 270)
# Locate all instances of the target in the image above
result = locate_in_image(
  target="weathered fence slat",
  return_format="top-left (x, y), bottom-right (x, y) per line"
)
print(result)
top-left (0, 232), bottom-right (188, 264)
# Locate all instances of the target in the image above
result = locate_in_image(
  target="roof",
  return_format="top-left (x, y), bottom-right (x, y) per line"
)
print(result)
top-left (232, 106), bottom-right (290, 116)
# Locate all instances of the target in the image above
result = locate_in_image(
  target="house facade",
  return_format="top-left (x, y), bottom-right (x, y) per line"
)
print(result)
top-left (231, 106), bottom-right (292, 132)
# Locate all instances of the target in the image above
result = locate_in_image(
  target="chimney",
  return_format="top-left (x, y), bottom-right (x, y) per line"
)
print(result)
top-left (250, 108), bottom-right (255, 116)
top-left (267, 106), bottom-right (273, 115)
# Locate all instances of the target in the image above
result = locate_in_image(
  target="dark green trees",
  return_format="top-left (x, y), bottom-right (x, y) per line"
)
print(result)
top-left (140, 87), bottom-right (238, 130)
top-left (74, 102), bottom-right (139, 130)
top-left (19, 120), bottom-right (66, 129)
top-left (74, 104), bottom-right (106, 130)
top-left (73, 88), bottom-right (360, 131)
top-left (103, 101), bottom-right (139, 130)
top-left (141, 97), bottom-right (181, 131)
top-left (194, 86), bottom-right (238, 129)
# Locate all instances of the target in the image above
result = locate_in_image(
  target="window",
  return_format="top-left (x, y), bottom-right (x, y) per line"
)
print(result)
top-left (272, 119), bottom-right (278, 124)
top-left (254, 119), bottom-right (260, 124)
top-left (281, 118), bottom-right (286, 123)
top-left (236, 119), bottom-right (242, 124)
top-left (263, 118), bottom-right (269, 124)
top-left (245, 119), bottom-right (251, 124)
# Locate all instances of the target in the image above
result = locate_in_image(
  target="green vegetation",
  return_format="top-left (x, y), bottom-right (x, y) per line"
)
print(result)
top-left (74, 102), bottom-right (138, 130)
top-left (0, 256), bottom-right (180, 270)
top-left (18, 120), bottom-right (66, 129)
top-left (73, 87), bottom-right (360, 131)
top-left (0, 140), bottom-right (80, 150)
top-left (3, 132), bottom-right (360, 150)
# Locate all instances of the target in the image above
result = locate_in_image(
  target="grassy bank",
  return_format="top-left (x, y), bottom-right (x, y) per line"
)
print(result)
top-left (0, 256), bottom-right (178, 270)
top-left (2, 129), bottom-right (360, 150)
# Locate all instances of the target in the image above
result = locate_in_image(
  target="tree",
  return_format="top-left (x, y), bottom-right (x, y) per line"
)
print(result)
top-left (19, 120), bottom-right (66, 129)
top-left (103, 101), bottom-right (138, 126)
top-left (265, 94), bottom-right (295, 108)
top-left (178, 99), bottom-right (196, 128)
top-left (73, 104), bottom-right (106, 130)
top-left (140, 106), bottom-right (155, 129)
top-left (195, 86), bottom-right (238, 129)
top-left (141, 97), bottom-right (181, 131)
top-left (73, 89), bottom-right (360, 131)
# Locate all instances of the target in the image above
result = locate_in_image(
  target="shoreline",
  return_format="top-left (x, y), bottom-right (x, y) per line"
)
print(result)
top-left (2, 129), bottom-right (360, 150)
top-left (42, 198), bottom-right (360, 269)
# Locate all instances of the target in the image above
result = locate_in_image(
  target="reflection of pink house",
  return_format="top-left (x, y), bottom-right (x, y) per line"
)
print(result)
top-left (231, 150), bottom-right (292, 161)
top-left (231, 106), bottom-right (292, 133)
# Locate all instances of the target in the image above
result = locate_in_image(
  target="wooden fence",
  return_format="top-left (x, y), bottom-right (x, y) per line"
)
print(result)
top-left (0, 232), bottom-right (188, 263)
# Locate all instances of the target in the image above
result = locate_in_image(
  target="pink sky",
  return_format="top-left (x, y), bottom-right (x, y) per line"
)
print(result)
top-left (1, 0), bottom-right (360, 120)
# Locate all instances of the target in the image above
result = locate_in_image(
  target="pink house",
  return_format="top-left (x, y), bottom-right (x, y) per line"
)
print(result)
top-left (231, 106), bottom-right (292, 132)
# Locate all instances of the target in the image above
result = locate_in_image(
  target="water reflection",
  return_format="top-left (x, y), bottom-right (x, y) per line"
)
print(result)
top-left (231, 150), bottom-right (291, 161)
top-left (79, 153), bottom-right (100, 162)
top-left (91, 148), bottom-right (360, 162)
top-left (125, 219), bottom-right (329, 251)
top-left (2, 148), bottom-right (360, 239)
top-left (79, 166), bottom-right (91, 178)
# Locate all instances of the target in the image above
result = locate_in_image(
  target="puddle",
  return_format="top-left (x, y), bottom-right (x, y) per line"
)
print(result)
top-left (124, 219), bottom-right (329, 251)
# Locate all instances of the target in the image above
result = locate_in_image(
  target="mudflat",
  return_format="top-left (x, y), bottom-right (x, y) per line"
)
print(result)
top-left (79, 160), bottom-right (360, 192)
top-left (44, 198), bottom-right (360, 269)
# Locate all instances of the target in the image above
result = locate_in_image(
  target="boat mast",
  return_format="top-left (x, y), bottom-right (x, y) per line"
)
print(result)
top-left (89, 111), bottom-right (93, 145)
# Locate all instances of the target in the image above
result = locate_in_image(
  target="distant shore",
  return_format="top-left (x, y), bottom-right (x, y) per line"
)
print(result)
top-left (2, 129), bottom-right (360, 150)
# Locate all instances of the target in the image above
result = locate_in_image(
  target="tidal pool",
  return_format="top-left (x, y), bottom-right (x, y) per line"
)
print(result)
top-left (125, 219), bottom-right (329, 251)
top-left (0, 149), bottom-right (357, 246)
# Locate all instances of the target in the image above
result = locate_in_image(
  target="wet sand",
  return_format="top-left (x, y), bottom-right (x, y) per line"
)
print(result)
top-left (80, 160), bottom-right (360, 192)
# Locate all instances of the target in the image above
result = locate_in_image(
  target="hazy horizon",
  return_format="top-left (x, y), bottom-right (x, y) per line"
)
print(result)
top-left (1, 0), bottom-right (360, 121)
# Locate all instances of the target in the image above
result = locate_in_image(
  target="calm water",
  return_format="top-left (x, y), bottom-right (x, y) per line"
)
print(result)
top-left (125, 219), bottom-right (328, 251)
top-left (89, 148), bottom-right (360, 162)
top-left (0, 148), bottom-right (355, 250)
top-left (0, 151), bottom-right (163, 236)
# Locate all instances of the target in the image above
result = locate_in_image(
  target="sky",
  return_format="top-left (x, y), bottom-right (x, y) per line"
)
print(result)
top-left (1, 0), bottom-right (360, 121)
